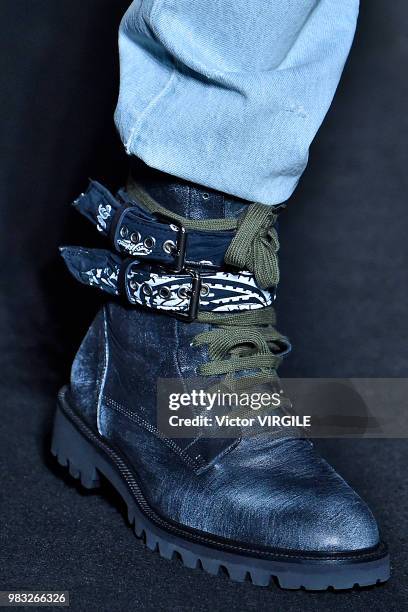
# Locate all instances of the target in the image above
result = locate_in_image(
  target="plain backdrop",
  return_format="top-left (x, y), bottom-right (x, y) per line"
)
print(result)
top-left (0, 1), bottom-right (407, 610)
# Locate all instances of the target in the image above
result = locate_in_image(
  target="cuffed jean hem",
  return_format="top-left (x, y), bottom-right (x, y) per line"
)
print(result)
top-left (115, 0), bottom-right (359, 206)
top-left (116, 108), bottom-right (304, 207)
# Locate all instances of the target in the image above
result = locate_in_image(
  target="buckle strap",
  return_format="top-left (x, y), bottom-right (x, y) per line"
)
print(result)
top-left (60, 247), bottom-right (275, 322)
top-left (73, 180), bottom-right (235, 272)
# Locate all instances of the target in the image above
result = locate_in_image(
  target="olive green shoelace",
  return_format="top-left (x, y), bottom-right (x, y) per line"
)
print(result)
top-left (194, 307), bottom-right (288, 383)
top-left (225, 204), bottom-right (279, 289)
top-left (128, 181), bottom-right (286, 382)
top-left (129, 181), bottom-right (280, 289)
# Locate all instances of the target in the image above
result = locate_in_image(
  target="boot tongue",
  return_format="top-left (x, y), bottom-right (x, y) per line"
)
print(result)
top-left (129, 157), bottom-right (247, 220)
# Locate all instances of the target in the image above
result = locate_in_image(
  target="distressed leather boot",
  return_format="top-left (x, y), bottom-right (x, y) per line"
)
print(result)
top-left (52, 163), bottom-right (390, 590)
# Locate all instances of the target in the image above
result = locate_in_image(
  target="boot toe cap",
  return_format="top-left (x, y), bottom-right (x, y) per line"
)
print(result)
top-left (169, 437), bottom-right (380, 554)
top-left (274, 490), bottom-right (380, 553)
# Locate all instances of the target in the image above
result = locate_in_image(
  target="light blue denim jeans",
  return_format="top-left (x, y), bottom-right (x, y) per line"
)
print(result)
top-left (115, 0), bottom-right (359, 206)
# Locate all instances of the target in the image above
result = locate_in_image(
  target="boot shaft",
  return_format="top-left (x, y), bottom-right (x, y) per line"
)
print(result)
top-left (68, 169), bottom-right (250, 443)
top-left (65, 167), bottom-right (284, 468)
top-left (55, 165), bottom-right (386, 581)
top-left (129, 157), bottom-right (247, 219)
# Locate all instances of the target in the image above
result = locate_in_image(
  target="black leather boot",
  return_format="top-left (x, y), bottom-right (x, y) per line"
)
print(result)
top-left (52, 163), bottom-right (390, 590)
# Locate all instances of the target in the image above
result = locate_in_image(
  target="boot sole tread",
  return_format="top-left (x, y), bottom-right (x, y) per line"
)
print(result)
top-left (51, 387), bottom-right (391, 591)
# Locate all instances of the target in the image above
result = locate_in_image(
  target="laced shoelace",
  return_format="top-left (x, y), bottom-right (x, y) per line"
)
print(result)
top-left (224, 203), bottom-right (280, 289)
top-left (194, 203), bottom-right (287, 383)
top-left (129, 181), bottom-right (288, 385)
top-left (194, 308), bottom-right (293, 420)
top-left (128, 181), bottom-right (280, 289)
top-left (194, 307), bottom-right (289, 386)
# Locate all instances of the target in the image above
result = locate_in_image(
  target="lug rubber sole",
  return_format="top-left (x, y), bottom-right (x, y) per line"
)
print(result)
top-left (51, 388), bottom-right (390, 591)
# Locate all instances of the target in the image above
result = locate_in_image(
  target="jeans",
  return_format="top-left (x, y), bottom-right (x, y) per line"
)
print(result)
top-left (115, 0), bottom-right (359, 206)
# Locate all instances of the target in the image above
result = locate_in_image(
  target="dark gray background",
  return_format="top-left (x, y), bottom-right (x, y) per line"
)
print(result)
top-left (0, 1), bottom-right (407, 610)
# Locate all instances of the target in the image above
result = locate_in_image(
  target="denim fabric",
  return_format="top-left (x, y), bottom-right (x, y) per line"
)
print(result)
top-left (115, 0), bottom-right (359, 205)
top-left (104, 407), bottom-right (379, 552)
top-left (70, 310), bottom-right (106, 425)
top-left (69, 299), bottom-right (379, 552)
top-left (92, 302), bottom-right (379, 552)
top-left (69, 180), bottom-right (380, 553)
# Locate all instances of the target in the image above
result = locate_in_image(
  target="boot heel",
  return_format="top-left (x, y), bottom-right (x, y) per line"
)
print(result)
top-left (51, 402), bottom-right (101, 489)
